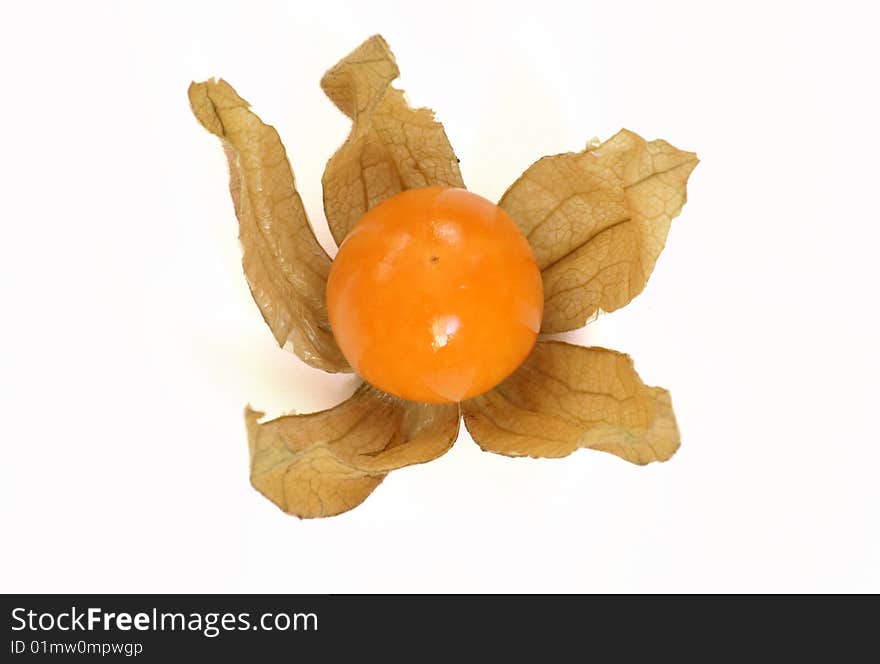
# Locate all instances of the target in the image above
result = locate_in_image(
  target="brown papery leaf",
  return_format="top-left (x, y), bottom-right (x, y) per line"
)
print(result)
top-left (462, 341), bottom-right (679, 465)
top-left (189, 79), bottom-right (349, 372)
top-left (500, 130), bottom-right (698, 333)
top-left (246, 385), bottom-right (460, 518)
top-left (321, 35), bottom-right (465, 246)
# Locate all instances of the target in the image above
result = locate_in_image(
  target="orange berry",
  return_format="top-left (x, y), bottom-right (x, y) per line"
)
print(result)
top-left (326, 187), bottom-right (543, 403)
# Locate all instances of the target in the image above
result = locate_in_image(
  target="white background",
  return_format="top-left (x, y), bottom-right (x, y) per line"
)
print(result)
top-left (1, 0), bottom-right (878, 592)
